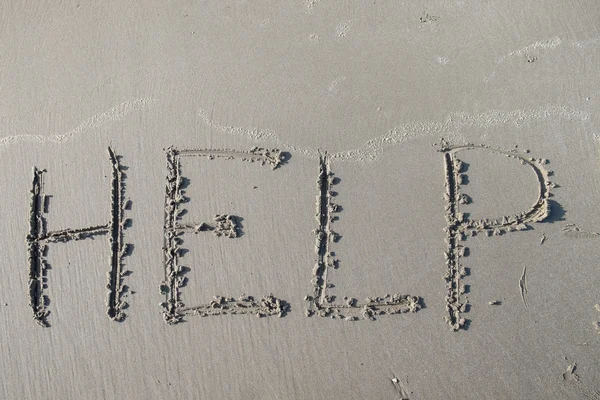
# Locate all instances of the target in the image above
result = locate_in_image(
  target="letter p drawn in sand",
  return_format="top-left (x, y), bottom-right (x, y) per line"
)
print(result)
top-left (439, 140), bottom-right (554, 331)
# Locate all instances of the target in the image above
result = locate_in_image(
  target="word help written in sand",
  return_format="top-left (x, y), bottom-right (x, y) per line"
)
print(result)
top-left (25, 143), bottom-right (553, 331)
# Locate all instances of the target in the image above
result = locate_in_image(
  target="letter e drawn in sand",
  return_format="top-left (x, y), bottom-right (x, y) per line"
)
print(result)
top-left (304, 152), bottom-right (422, 321)
top-left (26, 147), bottom-right (132, 327)
top-left (438, 140), bottom-right (554, 331)
top-left (160, 147), bottom-right (290, 325)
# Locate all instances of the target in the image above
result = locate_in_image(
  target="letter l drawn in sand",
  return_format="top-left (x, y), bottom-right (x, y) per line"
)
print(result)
top-left (305, 152), bottom-right (422, 321)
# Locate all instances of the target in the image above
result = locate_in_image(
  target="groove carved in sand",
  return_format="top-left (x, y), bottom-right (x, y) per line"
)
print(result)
top-left (563, 224), bottom-right (600, 239)
top-left (175, 214), bottom-right (241, 238)
top-left (440, 141), bottom-right (553, 331)
top-left (26, 147), bottom-right (131, 326)
top-left (106, 148), bottom-right (131, 321)
top-left (160, 147), bottom-right (289, 325)
top-left (304, 152), bottom-right (422, 321)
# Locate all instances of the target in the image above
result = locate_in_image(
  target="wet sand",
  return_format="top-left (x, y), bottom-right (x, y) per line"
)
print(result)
top-left (1, 1), bottom-right (599, 399)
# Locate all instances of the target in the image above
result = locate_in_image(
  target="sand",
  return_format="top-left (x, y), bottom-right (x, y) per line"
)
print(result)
top-left (1, 1), bottom-right (599, 399)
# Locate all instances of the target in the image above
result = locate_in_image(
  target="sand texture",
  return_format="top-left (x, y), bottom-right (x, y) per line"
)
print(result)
top-left (1, 1), bottom-right (600, 399)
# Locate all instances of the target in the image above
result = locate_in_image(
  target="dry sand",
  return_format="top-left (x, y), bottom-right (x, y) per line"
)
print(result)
top-left (1, 1), bottom-right (600, 399)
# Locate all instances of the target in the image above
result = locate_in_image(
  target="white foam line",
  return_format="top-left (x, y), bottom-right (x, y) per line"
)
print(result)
top-left (198, 105), bottom-right (589, 163)
top-left (0, 98), bottom-right (158, 146)
top-left (198, 108), bottom-right (276, 142)
top-left (497, 36), bottom-right (562, 63)
top-left (571, 36), bottom-right (600, 49)
top-left (304, 0), bottom-right (320, 14)
top-left (198, 108), bottom-right (321, 159)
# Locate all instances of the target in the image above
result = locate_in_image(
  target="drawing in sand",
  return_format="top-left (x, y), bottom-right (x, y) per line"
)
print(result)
top-left (305, 152), bottom-right (422, 321)
top-left (160, 147), bottom-right (289, 324)
top-left (439, 140), bottom-right (553, 330)
top-left (26, 147), bottom-right (131, 326)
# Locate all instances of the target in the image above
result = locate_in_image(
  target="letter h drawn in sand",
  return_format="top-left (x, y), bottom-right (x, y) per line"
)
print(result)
top-left (27, 147), bottom-right (131, 327)
top-left (160, 147), bottom-right (290, 325)
top-left (305, 152), bottom-right (422, 321)
top-left (439, 140), bottom-right (554, 331)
